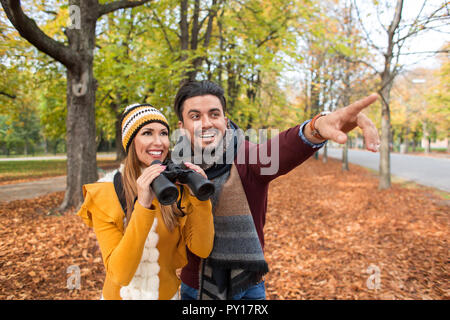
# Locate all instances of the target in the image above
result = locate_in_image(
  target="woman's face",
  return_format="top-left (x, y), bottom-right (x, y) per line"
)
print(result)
top-left (133, 122), bottom-right (170, 167)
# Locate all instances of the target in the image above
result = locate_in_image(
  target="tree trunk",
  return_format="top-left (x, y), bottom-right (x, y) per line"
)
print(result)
top-left (379, 88), bottom-right (392, 189)
top-left (322, 143), bottom-right (328, 163)
top-left (115, 106), bottom-right (126, 161)
top-left (342, 139), bottom-right (349, 171)
top-left (60, 13), bottom-right (99, 210)
top-left (402, 126), bottom-right (409, 154)
top-left (378, 0), bottom-right (403, 190)
top-left (422, 121), bottom-right (431, 154)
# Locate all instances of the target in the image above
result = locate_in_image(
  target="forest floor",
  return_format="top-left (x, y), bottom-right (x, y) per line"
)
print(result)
top-left (0, 156), bottom-right (448, 300)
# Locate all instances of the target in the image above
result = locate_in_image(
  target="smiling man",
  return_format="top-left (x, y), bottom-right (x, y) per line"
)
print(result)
top-left (173, 80), bottom-right (380, 300)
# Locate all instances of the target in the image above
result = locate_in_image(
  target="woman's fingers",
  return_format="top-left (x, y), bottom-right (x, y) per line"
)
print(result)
top-left (184, 162), bottom-right (207, 179)
top-left (138, 164), bottom-right (166, 187)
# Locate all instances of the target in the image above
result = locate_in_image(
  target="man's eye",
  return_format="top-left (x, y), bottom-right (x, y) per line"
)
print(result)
top-left (191, 114), bottom-right (200, 120)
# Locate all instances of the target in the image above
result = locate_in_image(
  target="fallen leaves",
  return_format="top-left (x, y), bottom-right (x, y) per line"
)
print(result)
top-left (0, 192), bottom-right (104, 300)
top-left (264, 157), bottom-right (449, 300)
top-left (0, 156), bottom-right (448, 299)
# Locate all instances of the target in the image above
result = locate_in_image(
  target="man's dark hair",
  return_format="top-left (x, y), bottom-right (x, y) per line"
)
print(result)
top-left (174, 80), bottom-right (227, 122)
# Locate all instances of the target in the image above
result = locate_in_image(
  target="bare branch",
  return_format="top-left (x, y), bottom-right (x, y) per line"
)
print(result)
top-left (0, 90), bottom-right (16, 99)
top-left (398, 49), bottom-right (450, 55)
top-left (0, 0), bottom-right (78, 69)
top-left (394, 2), bottom-right (448, 44)
top-left (98, 0), bottom-right (152, 18)
top-left (203, 0), bottom-right (219, 48)
top-left (151, 10), bottom-right (174, 52)
top-left (353, 0), bottom-right (384, 54)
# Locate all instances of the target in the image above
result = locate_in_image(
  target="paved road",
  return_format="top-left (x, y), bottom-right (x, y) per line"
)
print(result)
top-left (1, 150), bottom-right (448, 202)
top-left (0, 153), bottom-right (116, 161)
top-left (0, 176), bottom-right (67, 202)
top-left (320, 147), bottom-right (450, 193)
top-left (0, 154), bottom-right (116, 202)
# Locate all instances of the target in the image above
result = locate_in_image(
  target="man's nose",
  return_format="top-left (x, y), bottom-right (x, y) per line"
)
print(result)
top-left (202, 115), bottom-right (213, 129)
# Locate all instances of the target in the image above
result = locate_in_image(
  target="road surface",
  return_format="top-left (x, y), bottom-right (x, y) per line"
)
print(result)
top-left (321, 147), bottom-right (450, 193)
top-left (1, 150), bottom-right (448, 202)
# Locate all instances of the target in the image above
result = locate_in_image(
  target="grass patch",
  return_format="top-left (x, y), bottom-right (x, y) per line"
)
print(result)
top-left (0, 159), bottom-right (120, 183)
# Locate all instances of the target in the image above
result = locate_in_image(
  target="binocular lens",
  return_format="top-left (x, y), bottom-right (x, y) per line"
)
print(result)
top-left (157, 185), bottom-right (179, 206)
top-left (195, 183), bottom-right (215, 201)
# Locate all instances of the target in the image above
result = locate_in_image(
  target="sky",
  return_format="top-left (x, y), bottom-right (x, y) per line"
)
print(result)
top-left (281, 0), bottom-right (449, 98)
top-left (355, 0), bottom-right (449, 70)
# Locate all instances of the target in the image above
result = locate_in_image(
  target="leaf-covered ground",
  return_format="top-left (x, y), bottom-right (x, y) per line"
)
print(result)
top-left (0, 157), bottom-right (448, 299)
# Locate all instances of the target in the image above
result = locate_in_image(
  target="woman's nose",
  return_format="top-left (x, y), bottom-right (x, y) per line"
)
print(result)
top-left (152, 135), bottom-right (163, 146)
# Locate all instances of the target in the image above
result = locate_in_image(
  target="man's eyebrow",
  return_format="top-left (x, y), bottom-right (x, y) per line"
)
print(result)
top-left (187, 108), bottom-right (221, 113)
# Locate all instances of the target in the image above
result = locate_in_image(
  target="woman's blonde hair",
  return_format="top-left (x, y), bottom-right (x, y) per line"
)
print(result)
top-left (122, 141), bottom-right (184, 232)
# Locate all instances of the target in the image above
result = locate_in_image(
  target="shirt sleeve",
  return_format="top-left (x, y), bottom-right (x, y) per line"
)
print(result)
top-left (91, 201), bottom-right (157, 287)
top-left (238, 123), bottom-right (323, 184)
top-left (180, 189), bottom-right (214, 259)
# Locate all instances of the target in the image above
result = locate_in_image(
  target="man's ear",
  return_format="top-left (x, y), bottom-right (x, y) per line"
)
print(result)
top-left (178, 120), bottom-right (184, 129)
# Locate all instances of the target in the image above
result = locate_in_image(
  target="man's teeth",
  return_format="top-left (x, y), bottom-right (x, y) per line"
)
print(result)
top-left (200, 133), bottom-right (215, 138)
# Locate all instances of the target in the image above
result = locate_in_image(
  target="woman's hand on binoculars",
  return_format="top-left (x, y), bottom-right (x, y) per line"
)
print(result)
top-left (178, 162), bottom-right (207, 196)
top-left (184, 162), bottom-right (207, 179)
top-left (137, 163), bottom-right (166, 208)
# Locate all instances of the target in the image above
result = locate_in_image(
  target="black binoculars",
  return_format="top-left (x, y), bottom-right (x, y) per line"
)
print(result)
top-left (150, 160), bottom-right (215, 205)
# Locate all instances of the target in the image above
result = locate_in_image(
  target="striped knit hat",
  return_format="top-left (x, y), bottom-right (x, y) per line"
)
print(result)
top-left (121, 103), bottom-right (170, 153)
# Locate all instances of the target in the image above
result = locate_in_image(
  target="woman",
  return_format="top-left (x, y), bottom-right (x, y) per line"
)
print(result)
top-left (77, 103), bottom-right (214, 300)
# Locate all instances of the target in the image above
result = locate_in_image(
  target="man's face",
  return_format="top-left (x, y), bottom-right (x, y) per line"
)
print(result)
top-left (178, 95), bottom-right (228, 150)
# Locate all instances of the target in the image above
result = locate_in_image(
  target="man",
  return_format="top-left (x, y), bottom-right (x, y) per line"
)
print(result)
top-left (173, 80), bottom-right (379, 300)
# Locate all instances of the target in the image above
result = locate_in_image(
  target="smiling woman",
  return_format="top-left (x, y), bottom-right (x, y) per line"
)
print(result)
top-left (76, 103), bottom-right (214, 300)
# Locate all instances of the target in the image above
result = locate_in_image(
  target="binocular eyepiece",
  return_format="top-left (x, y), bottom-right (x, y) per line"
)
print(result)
top-left (150, 160), bottom-right (215, 205)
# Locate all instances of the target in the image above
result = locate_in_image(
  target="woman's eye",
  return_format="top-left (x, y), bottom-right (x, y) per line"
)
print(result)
top-left (143, 131), bottom-right (151, 135)
top-left (161, 131), bottom-right (168, 136)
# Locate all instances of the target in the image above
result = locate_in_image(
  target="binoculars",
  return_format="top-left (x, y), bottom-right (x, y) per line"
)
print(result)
top-left (150, 160), bottom-right (215, 205)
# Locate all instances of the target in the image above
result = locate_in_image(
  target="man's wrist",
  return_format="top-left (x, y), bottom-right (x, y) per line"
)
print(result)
top-left (298, 120), bottom-right (327, 149)
top-left (304, 118), bottom-right (327, 144)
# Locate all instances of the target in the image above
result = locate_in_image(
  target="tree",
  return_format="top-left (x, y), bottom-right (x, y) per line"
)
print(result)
top-left (427, 44), bottom-right (450, 153)
top-left (353, 0), bottom-right (449, 189)
top-left (1, 0), bottom-right (152, 210)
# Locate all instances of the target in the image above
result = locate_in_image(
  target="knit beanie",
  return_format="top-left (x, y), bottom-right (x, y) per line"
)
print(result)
top-left (121, 103), bottom-right (170, 153)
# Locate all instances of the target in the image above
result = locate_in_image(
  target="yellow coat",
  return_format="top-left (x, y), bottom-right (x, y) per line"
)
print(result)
top-left (77, 181), bottom-right (214, 300)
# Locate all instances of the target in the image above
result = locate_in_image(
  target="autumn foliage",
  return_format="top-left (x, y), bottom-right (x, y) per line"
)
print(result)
top-left (0, 157), bottom-right (448, 300)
